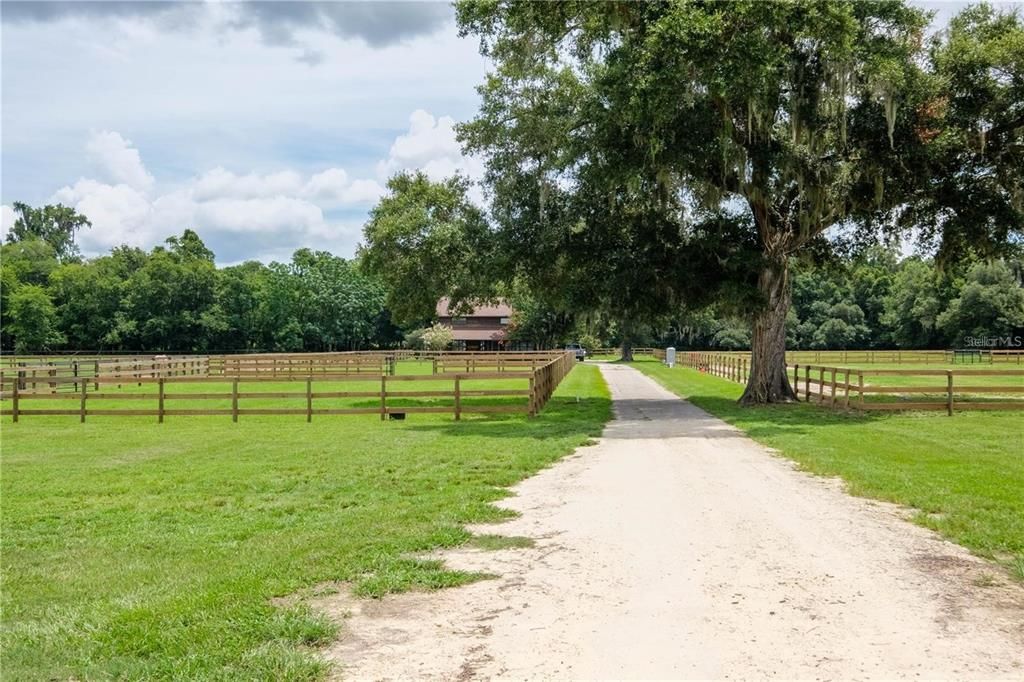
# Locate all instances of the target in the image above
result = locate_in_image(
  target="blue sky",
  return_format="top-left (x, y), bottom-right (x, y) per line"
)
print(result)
top-left (0, 1), bottom-right (1012, 263)
top-left (1, 1), bottom-right (487, 263)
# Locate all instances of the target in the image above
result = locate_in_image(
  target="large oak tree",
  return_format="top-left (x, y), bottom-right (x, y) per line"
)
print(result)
top-left (457, 0), bottom-right (944, 402)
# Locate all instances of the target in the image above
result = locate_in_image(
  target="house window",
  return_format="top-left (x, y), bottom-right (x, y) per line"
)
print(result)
top-left (451, 317), bottom-right (467, 325)
top-left (499, 317), bottom-right (510, 325)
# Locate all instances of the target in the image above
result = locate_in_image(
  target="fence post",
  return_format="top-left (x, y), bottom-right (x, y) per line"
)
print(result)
top-left (94, 360), bottom-right (100, 390)
top-left (946, 370), bottom-right (954, 416)
top-left (793, 364), bottom-right (799, 399)
top-left (528, 375), bottom-right (537, 417)
top-left (12, 382), bottom-right (19, 423)
top-left (80, 379), bottom-right (88, 423)
top-left (830, 369), bottom-right (837, 408)
top-left (818, 368), bottom-right (825, 403)
top-left (232, 379), bottom-right (239, 423)
top-left (158, 378), bottom-right (165, 424)
top-left (454, 375), bottom-right (462, 421)
top-left (844, 370), bottom-right (850, 409)
top-left (380, 375), bottom-right (387, 421)
top-left (805, 365), bottom-right (811, 402)
top-left (306, 378), bottom-right (312, 423)
top-left (858, 372), bottom-right (864, 408)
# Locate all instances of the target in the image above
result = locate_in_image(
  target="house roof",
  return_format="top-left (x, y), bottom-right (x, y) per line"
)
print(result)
top-left (436, 297), bottom-right (513, 318)
top-left (451, 326), bottom-right (508, 341)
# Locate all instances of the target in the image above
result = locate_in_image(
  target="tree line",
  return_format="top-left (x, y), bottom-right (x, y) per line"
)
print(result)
top-left (3, 201), bottom-right (1019, 355)
top-left (661, 249), bottom-right (1024, 351)
top-left (1, 216), bottom-right (401, 353)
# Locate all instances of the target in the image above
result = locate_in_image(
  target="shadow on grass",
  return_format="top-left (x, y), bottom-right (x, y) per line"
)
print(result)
top-left (683, 394), bottom-right (888, 441)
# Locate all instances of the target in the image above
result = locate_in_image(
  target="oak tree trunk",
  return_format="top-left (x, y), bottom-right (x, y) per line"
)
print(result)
top-left (739, 258), bottom-right (797, 405)
top-left (620, 339), bottom-right (634, 362)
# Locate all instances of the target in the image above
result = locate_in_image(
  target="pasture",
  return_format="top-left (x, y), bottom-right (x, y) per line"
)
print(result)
top-left (0, 364), bottom-right (611, 680)
top-left (630, 358), bottom-right (1024, 581)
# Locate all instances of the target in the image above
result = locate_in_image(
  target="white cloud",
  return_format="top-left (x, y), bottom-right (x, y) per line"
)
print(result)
top-left (304, 170), bottom-right (386, 205)
top-left (339, 178), bottom-right (387, 204)
top-left (304, 168), bottom-right (349, 198)
top-left (195, 197), bottom-right (326, 234)
top-left (52, 179), bottom-right (155, 251)
top-left (193, 167), bottom-right (305, 201)
top-left (376, 109), bottom-right (483, 184)
top-left (85, 131), bottom-right (155, 191)
top-left (1, 205), bottom-right (17, 233)
top-left (31, 127), bottom-right (433, 261)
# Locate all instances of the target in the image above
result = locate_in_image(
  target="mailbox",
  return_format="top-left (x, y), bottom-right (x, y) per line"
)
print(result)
top-left (666, 346), bottom-right (676, 368)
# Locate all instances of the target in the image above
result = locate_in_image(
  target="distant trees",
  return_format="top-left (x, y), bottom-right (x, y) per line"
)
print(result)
top-left (937, 261), bottom-right (1024, 343)
top-left (659, 252), bottom-right (1024, 351)
top-left (0, 216), bottom-right (400, 353)
top-left (7, 285), bottom-right (64, 353)
top-left (6, 202), bottom-right (91, 262)
top-left (3, 207), bottom-right (1019, 354)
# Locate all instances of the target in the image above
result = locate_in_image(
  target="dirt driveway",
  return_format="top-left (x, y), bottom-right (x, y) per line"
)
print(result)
top-left (317, 363), bottom-right (1024, 680)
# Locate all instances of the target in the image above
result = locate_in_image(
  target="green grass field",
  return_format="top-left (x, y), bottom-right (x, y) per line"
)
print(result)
top-left (629, 358), bottom-right (1024, 581)
top-left (1, 364), bottom-right (610, 680)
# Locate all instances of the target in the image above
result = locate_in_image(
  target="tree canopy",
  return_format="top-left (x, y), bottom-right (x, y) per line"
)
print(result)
top-left (359, 172), bottom-right (495, 327)
top-left (6, 202), bottom-right (91, 263)
top-left (455, 0), bottom-right (1021, 402)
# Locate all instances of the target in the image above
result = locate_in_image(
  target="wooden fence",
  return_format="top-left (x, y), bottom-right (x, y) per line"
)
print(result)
top-left (208, 353), bottom-right (387, 377)
top-left (433, 352), bottom-right (567, 374)
top-left (588, 347), bottom-right (658, 357)
top-left (0, 356), bottom-right (208, 396)
top-left (684, 348), bottom-right (1024, 364)
top-left (2, 352), bottom-right (578, 422)
top-left (791, 364), bottom-right (1024, 414)
top-left (681, 352), bottom-right (750, 383)
top-left (678, 351), bottom-right (1024, 414)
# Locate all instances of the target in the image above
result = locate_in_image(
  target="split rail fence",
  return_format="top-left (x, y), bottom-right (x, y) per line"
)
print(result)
top-left (0, 356), bottom-right (208, 396)
top-left (694, 349), bottom-right (1024, 365)
top-left (679, 351), bottom-right (1024, 414)
top-left (1, 351), bottom-right (577, 423)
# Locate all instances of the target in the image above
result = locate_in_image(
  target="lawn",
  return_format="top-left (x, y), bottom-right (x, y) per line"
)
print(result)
top-left (0, 364), bottom-right (611, 681)
top-left (629, 358), bottom-right (1024, 580)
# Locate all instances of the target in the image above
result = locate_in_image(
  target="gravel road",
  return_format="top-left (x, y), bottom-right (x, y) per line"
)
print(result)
top-left (318, 363), bottom-right (1024, 680)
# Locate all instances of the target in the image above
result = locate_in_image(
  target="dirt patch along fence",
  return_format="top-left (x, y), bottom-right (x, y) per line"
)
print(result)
top-left (1, 352), bottom-right (578, 423)
top-left (678, 351), bottom-right (1024, 415)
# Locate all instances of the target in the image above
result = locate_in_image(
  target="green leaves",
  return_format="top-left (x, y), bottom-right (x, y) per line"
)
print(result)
top-left (360, 172), bottom-right (495, 327)
top-left (6, 202), bottom-right (91, 263)
top-left (7, 284), bottom-right (64, 353)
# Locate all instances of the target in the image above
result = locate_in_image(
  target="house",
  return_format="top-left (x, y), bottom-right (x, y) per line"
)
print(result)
top-left (435, 298), bottom-right (516, 351)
